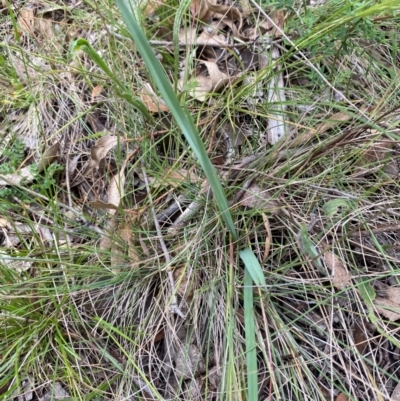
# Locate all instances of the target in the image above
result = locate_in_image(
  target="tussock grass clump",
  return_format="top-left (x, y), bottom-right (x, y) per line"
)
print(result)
top-left (0, 0), bottom-right (400, 400)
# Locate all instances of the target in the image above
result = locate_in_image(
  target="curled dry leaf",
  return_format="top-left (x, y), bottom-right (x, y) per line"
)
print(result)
top-left (139, 83), bottom-right (169, 113)
top-left (239, 182), bottom-right (281, 214)
top-left (374, 286), bottom-right (400, 321)
top-left (18, 7), bottom-right (35, 34)
top-left (323, 251), bottom-right (352, 290)
top-left (204, 0), bottom-right (244, 30)
top-left (83, 134), bottom-right (119, 177)
top-left (179, 61), bottom-right (230, 101)
top-left (90, 134), bottom-right (119, 166)
top-left (189, 0), bottom-right (218, 22)
top-left (261, 213), bottom-right (271, 262)
top-left (107, 160), bottom-right (127, 215)
top-left (91, 85), bottom-right (103, 102)
top-left (37, 142), bottom-right (60, 173)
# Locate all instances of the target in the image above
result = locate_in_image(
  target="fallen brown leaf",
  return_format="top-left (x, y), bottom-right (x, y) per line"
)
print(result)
top-left (36, 17), bottom-right (53, 39)
top-left (374, 286), bottom-right (400, 321)
top-left (190, 0), bottom-right (215, 22)
top-left (139, 83), bottom-right (169, 113)
top-left (353, 318), bottom-right (369, 354)
top-left (18, 7), bottom-right (35, 34)
top-left (323, 251), bottom-right (352, 289)
top-left (37, 142), bottom-right (60, 173)
top-left (178, 26), bottom-right (198, 45)
top-left (262, 213), bottom-right (271, 262)
top-left (91, 85), bottom-right (103, 102)
top-left (107, 163), bottom-right (127, 214)
top-left (83, 134), bottom-right (119, 177)
top-left (336, 393), bottom-right (349, 401)
top-left (91, 135), bottom-right (119, 166)
top-left (270, 9), bottom-right (285, 37)
top-left (179, 61), bottom-right (230, 101)
top-left (204, 0), bottom-right (244, 31)
top-left (239, 182), bottom-right (281, 214)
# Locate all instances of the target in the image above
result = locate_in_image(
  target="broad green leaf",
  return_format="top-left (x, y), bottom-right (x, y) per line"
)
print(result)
top-left (240, 247), bottom-right (266, 287)
top-left (115, 4), bottom-right (266, 399)
top-left (244, 267), bottom-right (258, 401)
top-left (116, 0), bottom-right (236, 236)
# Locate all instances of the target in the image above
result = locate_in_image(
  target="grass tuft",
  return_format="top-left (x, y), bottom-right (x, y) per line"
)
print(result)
top-left (1, 0), bottom-right (400, 400)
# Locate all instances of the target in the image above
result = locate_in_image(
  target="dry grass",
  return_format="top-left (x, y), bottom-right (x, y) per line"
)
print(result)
top-left (1, 0), bottom-right (400, 400)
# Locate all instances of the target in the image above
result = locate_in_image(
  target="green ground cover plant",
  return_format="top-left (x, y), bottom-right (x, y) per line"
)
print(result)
top-left (1, 0), bottom-right (400, 400)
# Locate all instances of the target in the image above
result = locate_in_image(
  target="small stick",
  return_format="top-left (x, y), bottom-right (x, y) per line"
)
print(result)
top-left (168, 152), bottom-right (264, 235)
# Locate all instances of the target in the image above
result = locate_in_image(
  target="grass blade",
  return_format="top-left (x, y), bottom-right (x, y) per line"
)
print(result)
top-left (70, 38), bottom-right (152, 121)
top-left (244, 266), bottom-right (258, 400)
top-left (115, 3), bottom-right (265, 399)
top-left (240, 248), bottom-right (266, 287)
top-left (116, 0), bottom-right (236, 237)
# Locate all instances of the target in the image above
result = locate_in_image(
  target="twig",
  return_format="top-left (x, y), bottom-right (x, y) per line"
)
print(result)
top-left (168, 152), bottom-right (264, 236)
top-left (156, 194), bottom-right (187, 224)
top-left (168, 180), bottom-right (210, 236)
